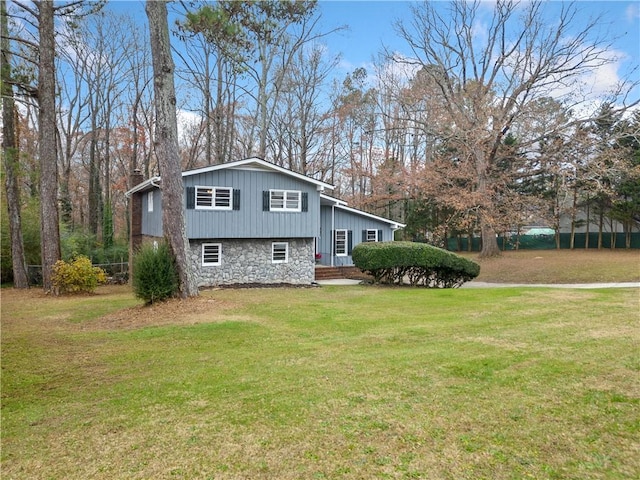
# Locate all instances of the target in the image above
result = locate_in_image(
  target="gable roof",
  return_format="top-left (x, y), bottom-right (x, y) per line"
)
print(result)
top-left (182, 157), bottom-right (334, 191)
top-left (321, 194), bottom-right (406, 230)
top-left (125, 157), bottom-right (334, 198)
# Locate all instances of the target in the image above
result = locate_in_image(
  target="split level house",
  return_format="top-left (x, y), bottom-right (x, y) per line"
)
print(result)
top-left (125, 157), bottom-right (405, 287)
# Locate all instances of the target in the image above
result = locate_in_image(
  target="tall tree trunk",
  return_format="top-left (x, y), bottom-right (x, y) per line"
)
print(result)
top-left (88, 135), bottom-right (101, 234)
top-left (213, 58), bottom-right (224, 164)
top-left (103, 98), bottom-right (113, 249)
top-left (585, 196), bottom-right (590, 249)
top-left (146, 0), bottom-right (198, 298)
top-left (476, 150), bottom-right (501, 257)
top-left (570, 187), bottom-right (577, 249)
top-left (37, 0), bottom-right (61, 291)
top-left (1, 0), bottom-right (29, 288)
top-left (598, 208), bottom-right (604, 249)
top-left (204, 51), bottom-right (212, 165)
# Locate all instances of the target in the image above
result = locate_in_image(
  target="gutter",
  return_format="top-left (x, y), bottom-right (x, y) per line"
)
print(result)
top-left (124, 176), bottom-right (161, 198)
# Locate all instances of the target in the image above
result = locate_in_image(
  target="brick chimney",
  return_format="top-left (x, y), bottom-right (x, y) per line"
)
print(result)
top-left (129, 169), bottom-right (144, 280)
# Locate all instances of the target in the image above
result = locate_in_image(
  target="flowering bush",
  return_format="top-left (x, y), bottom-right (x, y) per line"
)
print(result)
top-left (52, 255), bottom-right (107, 295)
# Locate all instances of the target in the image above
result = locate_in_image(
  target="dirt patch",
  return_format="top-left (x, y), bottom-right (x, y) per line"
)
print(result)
top-left (83, 294), bottom-right (239, 331)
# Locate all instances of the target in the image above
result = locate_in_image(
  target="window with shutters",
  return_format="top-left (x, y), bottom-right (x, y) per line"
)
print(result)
top-left (365, 229), bottom-right (379, 242)
top-left (335, 229), bottom-right (347, 256)
top-left (195, 186), bottom-right (233, 210)
top-left (272, 242), bottom-right (288, 263)
top-left (202, 243), bottom-right (221, 266)
top-left (270, 190), bottom-right (301, 212)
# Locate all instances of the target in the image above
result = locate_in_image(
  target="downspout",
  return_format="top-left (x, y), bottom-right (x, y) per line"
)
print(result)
top-left (331, 204), bottom-right (335, 267)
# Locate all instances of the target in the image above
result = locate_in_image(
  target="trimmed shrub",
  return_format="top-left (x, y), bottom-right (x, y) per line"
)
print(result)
top-left (51, 255), bottom-right (108, 295)
top-left (352, 241), bottom-right (480, 288)
top-left (132, 241), bottom-right (178, 304)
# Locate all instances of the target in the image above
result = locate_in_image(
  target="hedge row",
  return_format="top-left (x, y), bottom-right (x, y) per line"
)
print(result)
top-left (352, 241), bottom-right (480, 288)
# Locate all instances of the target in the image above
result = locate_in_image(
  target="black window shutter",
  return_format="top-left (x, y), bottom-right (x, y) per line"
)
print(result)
top-left (301, 192), bottom-right (308, 212)
top-left (378, 229), bottom-right (383, 242)
top-left (186, 186), bottom-right (195, 209)
top-left (263, 191), bottom-right (270, 211)
top-left (362, 230), bottom-right (367, 242)
top-left (233, 189), bottom-right (240, 210)
top-left (348, 230), bottom-right (353, 255)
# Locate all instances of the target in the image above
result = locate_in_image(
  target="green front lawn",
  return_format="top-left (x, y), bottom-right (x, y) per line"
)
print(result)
top-left (2, 285), bottom-right (639, 479)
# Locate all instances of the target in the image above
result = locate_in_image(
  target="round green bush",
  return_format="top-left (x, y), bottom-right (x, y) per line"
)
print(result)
top-left (352, 241), bottom-right (480, 288)
top-left (132, 241), bottom-right (178, 304)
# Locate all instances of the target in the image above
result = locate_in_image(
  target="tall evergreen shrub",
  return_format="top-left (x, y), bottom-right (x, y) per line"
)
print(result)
top-left (132, 241), bottom-right (178, 304)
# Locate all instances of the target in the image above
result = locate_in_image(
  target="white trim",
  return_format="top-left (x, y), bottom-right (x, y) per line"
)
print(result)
top-left (195, 185), bottom-right (233, 210)
top-left (124, 176), bottom-right (161, 197)
top-left (147, 190), bottom-right (154, 213)
top-left (270, 189), bottom-right (301, 212)
top-left (202, 243), bottom-right (222, 266)
top-left (182, 157), bottom-right (334, 191)
top-left (336, 204), bottom-right (405, 230)
top-left (320, 193), bottom-right (348, 206)
top-left (271, 242), bottom-right (289, 263)
top-left (335, 229), bottom-right (348, 256)
top-left (365, 229), bottom-right (379, 242)
top-left (320, 194), bottom-right (405, 229)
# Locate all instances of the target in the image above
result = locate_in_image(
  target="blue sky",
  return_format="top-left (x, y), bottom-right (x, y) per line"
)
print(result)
top-left (107, 1), bottom-right (639, 67)
top-left (104, 0), bottom-right (640, 104)
top-left (317, 1), bottom-right (640, 92)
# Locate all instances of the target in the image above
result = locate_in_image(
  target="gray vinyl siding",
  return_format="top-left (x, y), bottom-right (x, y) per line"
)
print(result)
top-left (318, 205), bottom-right (396, 266)
top-left (141, 188), bottom-right (163, 237)
top-left (184, 169), bottom-right (320, 239)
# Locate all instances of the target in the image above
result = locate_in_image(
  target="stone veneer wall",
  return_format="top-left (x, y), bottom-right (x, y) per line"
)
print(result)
top-left (189, 238), bottom-right (315, 287)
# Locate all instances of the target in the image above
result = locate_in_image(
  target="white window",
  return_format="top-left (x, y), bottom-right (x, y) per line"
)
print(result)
top-left (270, 190), bottom-right (301, 212)
top-left (366, 229), bottom-right (379, 242)
top-left (272, 242), bottom-right (288, 263)
top-left (196, 186), bottom-right (232, 210)
top-left (335, 229), bottom-right (347, 256)
top-left (202, 243), bottom-right (221, 266)
top-left (147, 191), bottom-right (154, 212)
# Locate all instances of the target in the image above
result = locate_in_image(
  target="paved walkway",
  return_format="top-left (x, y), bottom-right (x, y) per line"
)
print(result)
top-left (315, 279), bottom-right (640, 288)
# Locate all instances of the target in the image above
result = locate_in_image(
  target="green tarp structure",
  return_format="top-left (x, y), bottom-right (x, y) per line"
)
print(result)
top-left (447, 232), bottom-right (640, 251)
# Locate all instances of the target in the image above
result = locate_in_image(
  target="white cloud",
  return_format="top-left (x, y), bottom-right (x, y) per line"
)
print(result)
top-left (626, 3), bottom-right (640, 21)
top-left (176, 109), bottom-right (202, 144)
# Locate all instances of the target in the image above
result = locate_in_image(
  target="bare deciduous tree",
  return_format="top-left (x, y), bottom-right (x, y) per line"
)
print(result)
top-left (394, 0), bottom-right (639, 257)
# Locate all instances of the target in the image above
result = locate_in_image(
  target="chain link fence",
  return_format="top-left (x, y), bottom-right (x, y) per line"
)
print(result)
top-left (447, 232), bottom-right (640, 252)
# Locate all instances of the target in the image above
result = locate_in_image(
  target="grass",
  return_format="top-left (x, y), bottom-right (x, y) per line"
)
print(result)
top-left (1, 253), bottom-right (640, 479)
top-left (462, 249), bottom-right (640, 283)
